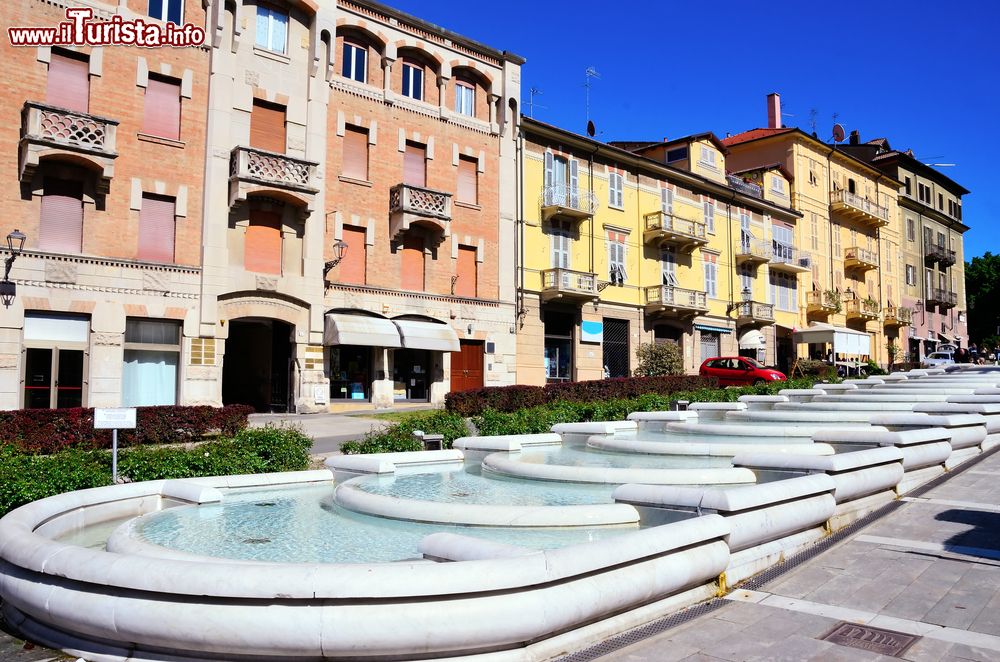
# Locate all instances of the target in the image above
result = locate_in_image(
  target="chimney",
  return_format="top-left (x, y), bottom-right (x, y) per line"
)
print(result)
top-left (849, 130), bottom-right (860, 145)
top-left (767, 93), bottom-right (781, 129)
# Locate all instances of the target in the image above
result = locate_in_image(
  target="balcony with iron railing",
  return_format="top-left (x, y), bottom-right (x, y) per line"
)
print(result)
top-left (846, 297), bottom-right (880, 322)
top-left (830, 189), bottom-right (890, 227)
top-left (539, 185), bottom-right (598, 222)
top-left (726, 174), bottom-right (763, 199)
top-left (924, 243), bottom-right (957, 267)
top-left (844, 246), bottom-right (879, 272)
top-left (883, 305), bottom-right (913, 327)
top-left (644, 285), bottom-right (709, 316)
top-left (806, 290), bottom-right (840, 317)
top-left (540, 268), bottom-right (599, 303)
top-left (927, 288), bottom-right (958, 310)
top-left (20, 101), bottom-right (119, 193)
top-left (769, 243), bottom-right (812, 274)
top-left (230, 146), bottom-right (318, 207)
top-left (389, 183), bottom-right (452, 243)
top-left (735, 237), bottom-right (772, 266)
top-left (737, 301), bottom-right (775, 325)
top-left (642, 212), bottom-right (708, 252)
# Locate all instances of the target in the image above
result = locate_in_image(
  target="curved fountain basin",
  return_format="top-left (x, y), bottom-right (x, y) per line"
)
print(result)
top-left (727, 410), bottom-right (890, 424)
top-left (775, 401), bottom-right (916, 411)
top-left (588, 437), bottom-right (836, 457)
top-left (483, 452), bottom-right (756, 485)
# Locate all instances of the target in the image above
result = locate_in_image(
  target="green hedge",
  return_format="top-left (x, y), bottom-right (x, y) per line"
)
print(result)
top-left (342, 377), bottom-right (828, 453)
top-left (0, 425), bottom-right (312, 518)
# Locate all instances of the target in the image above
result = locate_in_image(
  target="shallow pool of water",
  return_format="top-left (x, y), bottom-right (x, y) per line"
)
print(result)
top-left (516, 445), bottom-right (733, 468)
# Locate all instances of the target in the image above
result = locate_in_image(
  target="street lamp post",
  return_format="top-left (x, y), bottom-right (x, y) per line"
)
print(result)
top-left (1, 229), bottom-right (26, 308)
top-left (322, 241), bottom-right (350, 289)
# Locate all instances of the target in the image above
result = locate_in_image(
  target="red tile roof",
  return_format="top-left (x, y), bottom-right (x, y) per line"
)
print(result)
top-left (721, 127), bottom-right (793, 147)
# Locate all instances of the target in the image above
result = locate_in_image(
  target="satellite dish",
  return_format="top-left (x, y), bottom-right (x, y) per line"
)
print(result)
top-left (832, 124), bottom-right (846, 143)
top-left (587, 120), bottom-right (596, 137)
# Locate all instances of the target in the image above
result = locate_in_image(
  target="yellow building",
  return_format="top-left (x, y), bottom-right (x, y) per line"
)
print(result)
top-left (723, 95), bottom-right (904, 367)
top-left (514, 119), bottom-right (802, 384)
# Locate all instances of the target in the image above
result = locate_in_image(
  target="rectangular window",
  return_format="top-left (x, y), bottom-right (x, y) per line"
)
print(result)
top-left (602, 318), bottom-right (630, 379)
top-left (402, 61), bottom-right (423, 100)
top-left (703, 258), bottom-right (718, 298)
top-left (905, 264), bottom-right (916, 286)
top-left (544, 312), bottom-right (574, 382)
top-left (699, 145), bottom-right (714, 166)
top-left (703, 201), bottom-right (715, 233)
top-left (661, 248), bottom-right (677, 286)
top-left (455, 81), bottom-right (474, 116)
top-left (142, 76), bottom-right (181, 140)
top-left (342, 125), bottom-right (369, 180)
top-left (148, 0), bottom-right (183, 25)
top-left (904, 177), bottom-right (911, 196)
top-left (403, 142), bottom-right (426, 187)
top-left (456, 245), bottom-right (477, 297)
top-left (342, 41), bottom-right (366, 83)
top-left (457, 155), bottom-right (478, 204)
top-left (810, 213), bottom-right (819, 251)
top-left (46, 51), bottom-right (89, 113)
top-left (608, 172), bottom-right (624, 209)
top-left (771, 176), bottom-right (785, 194)
top-left (122, 318), bottom-right (180, 407)
top-left (906, 218), bottom-right (915, 242)
top-left (666, 147), bottom-right (687, 163)
top-left (938, 193), bottom-right (944, 210)
top-left (255, 4), bottom-right (288, 53)
top-left (338, 225), bottom-right (367, 285)
top-left (245, 208), bottom-right (282, 274)
top-left (661, 187), bottom-right (674, 214)
top-left (138, 194), bottom-right (175, 263)
top-left (40, 178), bottom-right (83, 253)
top-left (250, 99), bottom-right (286, 153)
top-left (400, 234), bottom-right (425, 290)
top-left (937, 231), bottom-right (945, 247)
top-left (607, 231), bottom-right (626, 283)
top-left (923, 226), bottom-right (933, 248)
top-left (832, 221), bottom-right (841, 255)
top-left (550, 220), bottom-right (571, 268)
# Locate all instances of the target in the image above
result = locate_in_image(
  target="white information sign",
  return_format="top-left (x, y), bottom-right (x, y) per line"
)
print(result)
top-left (313, 386), bottom-right (329, 405)
top-left (94, 408), bottom-right (137, 429)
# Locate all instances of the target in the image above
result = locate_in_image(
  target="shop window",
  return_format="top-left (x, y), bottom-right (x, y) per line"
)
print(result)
top-left (329, 345), bottom-right (371, 401)
top-left (23, 312), bottom-right (89, 409)
top-left (122, 318), bottom-right (180, 406)
top-left (544, 311), bottom-right (574, 382)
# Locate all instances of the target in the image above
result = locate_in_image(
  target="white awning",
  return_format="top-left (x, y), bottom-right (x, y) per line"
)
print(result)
top-left (738, 329), bottom-right (766, 350)
top-left (792, 322), bottom-right (871, 355)
top-left (393, 319), bottom-right (460, 352)
top-left (324, 314), bottom-right (402, 347)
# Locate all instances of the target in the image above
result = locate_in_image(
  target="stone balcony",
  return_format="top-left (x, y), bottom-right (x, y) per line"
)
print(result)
top-left (540, 268), bottom-right (598, 303)
top-left (737, 301), bottom-right (775, 326)
top-left (726, 174), bottom-right (763, 199)
top-left (229, 146), bottom-right (318, 208)
top-left (924, 244), bottom-right (957, 267)
top-left (735, 238), bottom-right (772, 266)
top-left (844, 246), bottom-right (879, 272)
top-left (883, 305), bottom-right (913, 327)
top-left (830, 189), bottom-right (890, 228)
top-left (389, 183), bottom-right (452, 243)
top-left (846, 297), bottom-right (880, 322)
top-left (642, 212), bottom-right (708, 253)
top-left (770, 243), bottom-right (812, 274)
top-left (20, 101), bottom-right (119, 194)
top-left (539, 185), bottom-right (598, 223)
top-left (644, 285), bottom-right (709, 316)
top-left (806, 290), bottom-right (840, 317)
top-left (927, 288), bottom-right (958, 310)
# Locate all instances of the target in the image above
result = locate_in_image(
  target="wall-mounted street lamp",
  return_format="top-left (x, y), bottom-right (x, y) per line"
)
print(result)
top-left (741, 286), bottom-right (752, 302)
top-left (1, 229), bottom-right (26, 308)
top-left (322, 240), bottom-right (349, 280)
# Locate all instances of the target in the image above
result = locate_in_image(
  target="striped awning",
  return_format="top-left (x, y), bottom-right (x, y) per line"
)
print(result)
top-left (393, 319), bottom-right (460, 352)
top-left (324, 313), bottom-right (401, 348)
top-left (694, 324), bottom-right (732, 334)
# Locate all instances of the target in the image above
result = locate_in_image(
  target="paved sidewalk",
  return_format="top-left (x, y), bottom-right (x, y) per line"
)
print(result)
top-left (592, 450), bottom-right (1000, 662)
top-left (249, 411), bottom-right (392, 454)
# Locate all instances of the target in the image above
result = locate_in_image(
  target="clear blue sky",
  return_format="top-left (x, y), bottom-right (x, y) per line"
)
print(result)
top-left (387, 0), bottom-right (999, 259)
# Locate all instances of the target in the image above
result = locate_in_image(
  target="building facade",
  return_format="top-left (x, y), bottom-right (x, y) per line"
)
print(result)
top-left (514, 119), bottom-right (801, 384)
top-left (723, 95), bottom-right (905, 368)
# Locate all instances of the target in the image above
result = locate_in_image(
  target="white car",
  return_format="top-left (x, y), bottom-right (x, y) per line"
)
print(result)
top-left (922, 351), bottom-right (955, 368)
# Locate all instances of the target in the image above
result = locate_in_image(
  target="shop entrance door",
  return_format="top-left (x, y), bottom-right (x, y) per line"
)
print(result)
top-left (393, 348), bottom-right (430, 402)
top-left (24, 347), bottom-right (85, 409)
top-left (450, 341), bottom-right (484, 393)
top-left (222, 318), bottom-right (293, 412)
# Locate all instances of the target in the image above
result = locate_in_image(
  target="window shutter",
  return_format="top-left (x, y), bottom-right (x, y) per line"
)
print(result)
top-left (46, 52), bottom-right (89, 113)
top-left (245, 209), bottom-right (282, 274)
top-left (342, 126), bottom-right (369, 180)
top-left (544, 151), bottom-right (554, 188)
top-left (457, 156), bottom-right (477, 204)
top-left (250, 100), bottom-right (286, 153)
top-left (661, 187), bottom-right (673, 214)
top-left (39, 179), bottom-right (83, 253)
top-left (138, 194), bottom-right (175, 263)
top-left (143, 77), bottom-right (181, 140)
top-left (404, 143), bottom-right (426, 187)
top-left (401, 234), bottom-right (425, 290)
top-left (338, 225), bottom-right (366, 285)
top-left (456, 246), bottom-right (477, 297)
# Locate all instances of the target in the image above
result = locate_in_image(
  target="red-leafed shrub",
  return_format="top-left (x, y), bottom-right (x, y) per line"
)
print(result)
top-left (444, 375), bottom-right (717, 416)
top-left (0, 404), bottom-right (255, 454)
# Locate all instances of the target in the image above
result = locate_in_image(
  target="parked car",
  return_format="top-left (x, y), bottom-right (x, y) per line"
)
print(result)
top-left (922, 351), bottom-right (955, 368)
top-left (699, 356), bottom-right (787, 386)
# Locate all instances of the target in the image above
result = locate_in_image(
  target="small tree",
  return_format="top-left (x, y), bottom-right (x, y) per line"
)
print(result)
top-left (634, 342), bottom-right (683, 377)
top-left (886, 339), bottom-right (900, 371)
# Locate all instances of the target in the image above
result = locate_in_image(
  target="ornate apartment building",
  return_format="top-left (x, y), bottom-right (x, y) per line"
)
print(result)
top-left (0, 0), bottom-right (521, 412)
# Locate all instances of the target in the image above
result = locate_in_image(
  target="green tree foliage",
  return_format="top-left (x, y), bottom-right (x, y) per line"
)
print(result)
top-left (966, 252), bottom-right (1000, 344)
top-left (633, 342), bottom-right (683, 377)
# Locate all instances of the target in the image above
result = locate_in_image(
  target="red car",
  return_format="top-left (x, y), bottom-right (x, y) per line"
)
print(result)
top-left (699, 356), bottom-right (787, 386)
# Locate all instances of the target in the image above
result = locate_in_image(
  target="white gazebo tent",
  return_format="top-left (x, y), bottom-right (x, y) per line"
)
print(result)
top-left (792, 322), bottom-right (872, 374)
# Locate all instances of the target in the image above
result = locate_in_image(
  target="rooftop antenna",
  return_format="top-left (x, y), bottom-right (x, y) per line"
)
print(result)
top-left (809, 108), bottom-right (818, 135)
top-left (584, 66), bottom-right (600, 122)
top-left (527, 87), bottom-right (545, 118)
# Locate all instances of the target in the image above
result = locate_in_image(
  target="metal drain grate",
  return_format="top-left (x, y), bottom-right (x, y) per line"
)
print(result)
top-left (821, 622), bottom-right (919, 657)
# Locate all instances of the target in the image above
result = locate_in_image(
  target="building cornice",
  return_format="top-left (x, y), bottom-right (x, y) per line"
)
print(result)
top-left (898, 196), bottom-right (970, 233)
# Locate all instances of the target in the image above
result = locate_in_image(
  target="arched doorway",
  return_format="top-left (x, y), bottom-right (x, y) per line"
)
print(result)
top-left (222, 318), bottom-right (293, 412)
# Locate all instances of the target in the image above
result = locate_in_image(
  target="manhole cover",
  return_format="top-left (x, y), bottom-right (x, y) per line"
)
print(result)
top-left (820, 622), bottom-right (919, 657)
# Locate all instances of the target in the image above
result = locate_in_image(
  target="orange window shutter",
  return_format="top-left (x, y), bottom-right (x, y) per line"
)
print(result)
top-left (46, 53), bottom-right (89, 113)
top-left (456, 246), bottom-right (477, 297)
top-left (457, 157), bottom-right (477, 204)
top-left (404, 144), bottom-right (426, 187)
top-left (401, 235), bottom-right (425, 290)
top-left (250, 100), bottom-right (286, 153)
top-left (39, 178), bottom-right (84, 253)
top-left (342, 126), bottom-right (369, 180)
top-left (245, 210), bottom-right (282, 274)
top-left (143, 78), bottom-right (181, 140)
top-left (339, 226), bottom-right (366, 285)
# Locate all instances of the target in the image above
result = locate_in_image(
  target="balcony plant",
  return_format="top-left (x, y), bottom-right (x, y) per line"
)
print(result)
top-left (824, 289), bottom-right (842, 314)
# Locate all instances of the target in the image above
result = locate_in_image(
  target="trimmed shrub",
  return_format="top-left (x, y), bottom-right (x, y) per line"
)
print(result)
top-left (0, 425), bottom-right (311, 517)
top-left (0, 404), bottom-right (255, 454)
top-left (445, 375), bottom-right (717, 417)
top-left (633, 342), bottom-right (683, 377)
top-left (341, 411), bottom-right (468, 455)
